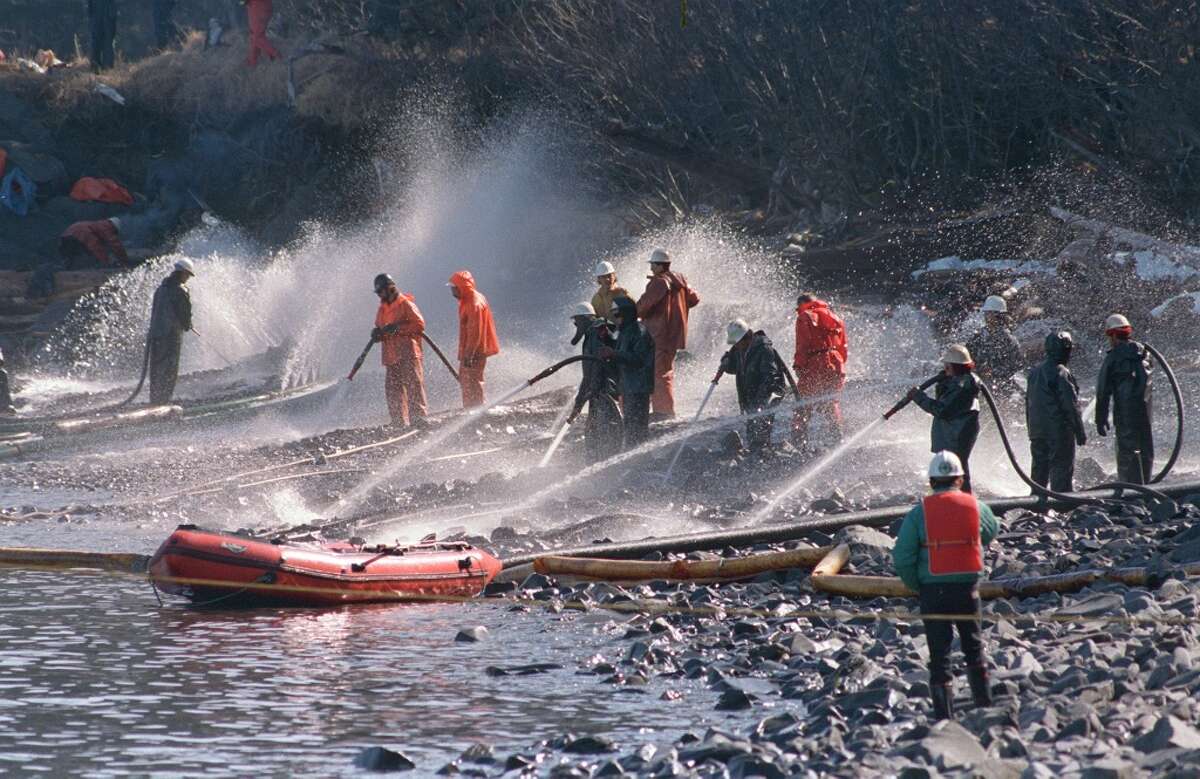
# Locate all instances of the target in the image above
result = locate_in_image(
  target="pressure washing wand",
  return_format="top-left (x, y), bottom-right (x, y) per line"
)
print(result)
top-left (883, 373), bottom-right (941, 420)
top-left (346, 338), bottom-right (375, 381)
top-left (663, 369), bottom-right (723, 483)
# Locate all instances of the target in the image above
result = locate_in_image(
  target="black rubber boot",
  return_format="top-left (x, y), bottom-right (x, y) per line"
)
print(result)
top-left (968, 665), bottom-right (993, 707)
top-left (930, 683), bottom-right (954, 721)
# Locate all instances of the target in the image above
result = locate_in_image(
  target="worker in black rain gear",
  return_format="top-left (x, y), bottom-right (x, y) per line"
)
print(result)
top-left (719, 319), bottom-right (787, 452)
top-left (565, 303), bottom-right (622, 462)
top-left (965, 295), bottom-right (1024, 398)
top-left (1095, 313), bottom-right (1154, 483)
top-left (600, 296), bottom-right (655, 450)
top-left (1026, 331), bottom-right (1086, 492)
top-left (908, 344), bottom-right (982, 492)
top-left (148, 259), bottom-right (195, 404)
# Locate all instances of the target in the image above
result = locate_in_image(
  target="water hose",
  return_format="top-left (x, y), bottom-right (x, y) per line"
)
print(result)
top-left (346, 338), bottom-right (374, 380)
top-left (976, 378), bottom-right (1173, 505)
top-left (883, 373), bottom-right (941, 420)
top-left (1144, 343), bottom-right (1184, 484)
top-left (116, 324), bottom-right (155, 407)
top-left (422, 334), bottom-right (460, 383)
top-left (527, 355), bottom-right (600, 385)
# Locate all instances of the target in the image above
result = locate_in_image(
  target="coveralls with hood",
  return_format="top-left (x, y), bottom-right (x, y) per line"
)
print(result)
top-left (1096, 335), bottom-right (1154, 483)
top-left (59, 220), bottom-right (128, 268)
top-left (449, 271), bottom-right (500, 408)
top-left (375, 290), bottom-right (427, 426)
top-left (1026, 332), bottom-right (1086, 492)
top-left (569, 315), bottom-right (622, 462)
top-left (913, 371), bottom-right (982, 492)
top-left (608, 296), bottom-right (655, 449)
top-left (720, 331), bottom-right (787, 451)
top-left (244, 0), bottom-right (281, 66)
top-left (636, 266), bottom-right (699, 417)
top-left (87, 0), bottom-right (117, 71)
top-left (148, 271), bottom-right (192, 404)
top-left (792, 298), bottom-right (848, 446)
top-left (893, 470), bottom-right (1000, 718)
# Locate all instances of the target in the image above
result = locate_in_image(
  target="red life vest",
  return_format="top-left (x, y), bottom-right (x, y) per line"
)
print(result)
top-left (922, 490), bottom-right (983, 575)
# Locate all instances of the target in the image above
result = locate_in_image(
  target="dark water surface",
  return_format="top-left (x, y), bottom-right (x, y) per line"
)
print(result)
top-left (0, 569), bottom-right (747, 777)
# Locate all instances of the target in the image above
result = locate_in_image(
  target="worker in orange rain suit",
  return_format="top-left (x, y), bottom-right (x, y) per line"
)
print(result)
top-left (635, 248), bottom-right (700, 418)
top-left (371, 273), bottom-right (426, 427)
top-left (792, 292), bottom-right (848, 449)
top-left (448, 270), bottom-right (500, 408)
top-left (244, 0), bottom-right (280, 66)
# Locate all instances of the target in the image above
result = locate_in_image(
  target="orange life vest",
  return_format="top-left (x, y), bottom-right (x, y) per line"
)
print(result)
top-left (922, 490), bottom-right (983, 575)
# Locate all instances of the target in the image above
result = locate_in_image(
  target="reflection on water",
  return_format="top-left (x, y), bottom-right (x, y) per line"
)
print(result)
top-left (0, 570), bottom-right (732, 776)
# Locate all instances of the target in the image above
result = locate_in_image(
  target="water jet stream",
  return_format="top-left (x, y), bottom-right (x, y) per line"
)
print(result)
top-left (538, 395), bottom-right (577, 468)
top-left (662, 375), bottom-right (720, 483)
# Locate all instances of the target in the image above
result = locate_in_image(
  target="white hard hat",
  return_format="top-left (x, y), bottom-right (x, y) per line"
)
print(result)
top-left (649, 248), bottom-right (670, 265)
top-left (174, 258), bottom-right (195, 275)
top-left (940, 343), bottom-right (972, 365)
top-left (981, 295), bottom-right (1007, 313)
top-left (107, 216), bottom-right (122, 232)
top-left (572, 302), bottom-right (595, 318)
top-left (1105, 313), bottom-right (1132, 331)
top-left (726, 319), bottom-right (752, 345)
top-left (594, 261), bottom-right (616, 277)
top-left (928, 450), bottom-right (965, 479)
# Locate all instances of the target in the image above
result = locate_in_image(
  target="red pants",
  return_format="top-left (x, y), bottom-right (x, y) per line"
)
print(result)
top-left (245, 0), bottom-right (280, 66)
top-left (459, 357), bottom-right (486, 408)
top-left (385, 359), bottom-right (426, 426)
top-left (650, 347), bottom-right (676, 417)
top-left (792, 397), bottom-right (843, 448)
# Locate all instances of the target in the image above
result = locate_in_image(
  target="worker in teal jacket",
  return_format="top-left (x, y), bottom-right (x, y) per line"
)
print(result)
top-left (893, 450), bottom-right (1000, 721)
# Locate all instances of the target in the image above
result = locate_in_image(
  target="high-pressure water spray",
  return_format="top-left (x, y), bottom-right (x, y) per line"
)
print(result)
top-left (662, 369), bottom-right (723, 482)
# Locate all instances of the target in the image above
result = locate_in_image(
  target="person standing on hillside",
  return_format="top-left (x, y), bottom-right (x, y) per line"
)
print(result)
top-left (1026, 331), bottom-right (1086, 492)
top-left (720, 319), bottom-right (787, 453)
top-left (87, 0), bottom-right (118, 71)
top-left (448, 270), bottom-right (500, 408)
top-left (244, 0), bottom-right (281, 66)
top-left (372, 273), bottom-right (427, 427)
top-left (893, 451), bottom-right (1000, 721)
top-left (601, 296), bottom-right (655, 449)
top-left (566, 304), bottom-right (622, 461)
top-left (792, 292), bottom-right (848, 450)
top-left (148, 260), bottom-right (195, 404)
top-left (591, 261), bottom-right (628, 323)
top-left (1096, 313), bottom-right (1154, 483)
top-left (635, 248), bottom-right (700, 418)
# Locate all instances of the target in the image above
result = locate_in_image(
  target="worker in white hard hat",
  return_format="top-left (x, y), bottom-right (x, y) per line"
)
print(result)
top-left (906, 344), bottom-right (982, 492)
top-left (718, 319), bottom-right (788, 453)
top-left (893, 450), bottom-right (1000, 722)
top-left (1096, 313), bottom-right (1154, 483)
top-left (590, 261), bottom-right (628, 324)
top-left (636, 248), bottom-right (701, 418)
top-left (965, 294), bottom-right (1023, 397)
top-left (147, 258), bottom-right (196, 403)
top-left (566, 302), bottom-right (622, 461)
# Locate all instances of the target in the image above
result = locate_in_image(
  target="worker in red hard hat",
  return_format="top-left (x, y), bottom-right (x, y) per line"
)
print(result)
top-left (893, 450), bottom-right (1000, 722)
top-left (792, 292), bottom-right (848, 450)
top-left (1096, 313), bottom-right (1154, 483)
top-left (372, 273), bottom-right (426, 427)
top-left (448, 270), bottom-right (500, 408)
top-left (244, 0), bottom-right (280, 66)
top-left (635, 248), bottom-right (700, 418)
top-left (59, 218), bottom-right (129, 269)
top-left (907, 344), bottom-right (982, 492)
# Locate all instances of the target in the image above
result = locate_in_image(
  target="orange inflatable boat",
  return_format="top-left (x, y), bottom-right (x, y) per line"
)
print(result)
top-left (148, 525), bottom-right (502, 606)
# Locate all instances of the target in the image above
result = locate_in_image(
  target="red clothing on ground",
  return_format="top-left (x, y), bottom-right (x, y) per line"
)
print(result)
top-left (245, 0), bottom-right (280, 66)
top-left (60, 220), bottom-right (128, 265)
top-left (449, 270), bottom-right (499, 408)
top-left (385, 360), bottom-right (427, 426)
top-left (374, 293), bottom-right (425, 365)
top-left (793, 298), bottom-right (847, 394)
top-left (636, 270), bottom-right (699, 416)
top-left (69, 177), bottom-right (134, 205)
